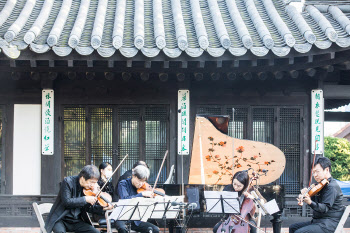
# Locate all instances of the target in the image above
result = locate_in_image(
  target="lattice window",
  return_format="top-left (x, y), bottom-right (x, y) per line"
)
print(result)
top-left (0, 107), bottom-right (2, 193)
top-left (91, 108), bottom-right (113, 166)
top-left (64, 107), bottom-right (86, 177)
top-left (117, 107), bottom-right (140, 176)
top-left (253, 108), bottom-right (274, 144)
top-left (279, 108), bottom-right (301, 194)
top-left (226, 108), bottom-right (248, 139)
top-left (197, 106), bottom-right (222, 115)
top-left (145, 107), bottom-right (168, 183)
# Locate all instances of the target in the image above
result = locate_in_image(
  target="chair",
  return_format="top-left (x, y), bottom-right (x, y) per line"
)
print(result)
top-left (32, 202), bottom-right (53, 233)
top-left (335, 205), bottom-right (350, 233)
top-left (33, 202), bottom-right (98, 233)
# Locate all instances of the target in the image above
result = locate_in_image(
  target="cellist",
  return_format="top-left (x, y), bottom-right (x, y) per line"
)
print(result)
top-left (290, 157), bottom-right (345, 233)
top-left (213, 171), bottom-right (257, 233)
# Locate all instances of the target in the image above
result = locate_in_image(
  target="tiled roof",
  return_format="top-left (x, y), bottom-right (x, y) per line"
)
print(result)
top-left (0, 0), bottom-right (350, 59)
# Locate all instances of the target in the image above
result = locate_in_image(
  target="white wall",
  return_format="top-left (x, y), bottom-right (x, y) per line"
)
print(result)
top-left (13, 104), bottom-right (41, 195)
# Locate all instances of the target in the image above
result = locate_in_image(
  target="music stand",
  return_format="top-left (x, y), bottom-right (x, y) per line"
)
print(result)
top-left (204, 191), bottom-right (240, 214)
top-left (150, 196), bottom-right (184, 233)
top-left (109, 197), bottom-right (155, 233)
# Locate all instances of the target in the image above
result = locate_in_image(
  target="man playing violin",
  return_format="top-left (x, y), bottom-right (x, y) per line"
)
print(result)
top-left (115, 165), bottom-right (160, 233)
top-left (289, 157), bottom-right (345, 233)
top-left (45, 165), bottom-right (113, 233)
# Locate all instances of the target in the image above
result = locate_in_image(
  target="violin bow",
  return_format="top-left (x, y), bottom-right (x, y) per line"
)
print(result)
top-left (152, 150), bottom-right (169, 194)
top-left (96, 154), bottom-right (129, 197)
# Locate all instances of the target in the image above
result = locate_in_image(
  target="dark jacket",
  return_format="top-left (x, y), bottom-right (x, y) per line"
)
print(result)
top-left (45, 176), bottom-right (103, 233)
top-left (97, 178), bottom-right (117, 202)
top-left (115, 169), bottom-right (133, 200)
top-left (117, 178), bottom-right (143, 226)
top-left (309, 177), bottom-right (345, 233)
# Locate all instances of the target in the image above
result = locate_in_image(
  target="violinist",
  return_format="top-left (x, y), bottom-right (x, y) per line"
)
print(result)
top-left (213, 171), bottom-right (257, 233)
top-left (290, 157), bottom-right (345, 233)
top-left (115, 160), bottom-right (148, 198)
top-left (97, 162), bottom-right (117, 201)
top-left (90, 162), bottom-right (117, 222)
top-left (115, 165), bottom-right (160, 233)
top-left (45, 165), bottom-right (112, 233)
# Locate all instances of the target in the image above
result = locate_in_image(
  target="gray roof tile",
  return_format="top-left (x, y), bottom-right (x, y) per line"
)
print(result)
top-left (0, 0), bottom-right (349, 59)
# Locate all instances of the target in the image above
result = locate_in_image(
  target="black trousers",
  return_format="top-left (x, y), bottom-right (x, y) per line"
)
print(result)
top-left (213, 219), bottom-right (257, 233)
top-left (52, 219), bottom-right (100, 233)
top-left (289, 221), bottom-right (324, 233)
top-left (115, 221), bottom-right (160, 233)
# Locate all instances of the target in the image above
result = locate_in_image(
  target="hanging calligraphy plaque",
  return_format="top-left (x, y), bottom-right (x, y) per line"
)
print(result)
top-left (178, 90), bottom-right (190, 155)
top-left (42, 89), bottom-right (54, 155)
top-left (311, 89), bottom-right (324, 154)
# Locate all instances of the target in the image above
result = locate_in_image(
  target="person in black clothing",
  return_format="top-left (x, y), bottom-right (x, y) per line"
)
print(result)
top-left (289, 157), bottom-right (345, 233)
top-left (212, 171), bottom-right (257, 233)
top-left (97, 162), bottom-right (117, 201)
top-left (114, 165), bottom-right (160, 233)
top-left (115, 161), bottom-right (148, 199)
top-left (45, 165), bottom-right (113, 233)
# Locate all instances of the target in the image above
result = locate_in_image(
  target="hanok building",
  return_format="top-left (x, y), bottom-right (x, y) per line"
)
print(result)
top-left (0, 0), bottom-right (350, 228)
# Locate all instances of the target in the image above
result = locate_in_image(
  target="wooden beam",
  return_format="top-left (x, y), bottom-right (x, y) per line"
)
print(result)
top-left (252, 60), bottom-right (257, 67)
top-left (199, 61), bottom-right (205, 68)
top-left (243, 72), bottom-right (252, 80)
top-left (181, 61), bottom-right (188, 69)
top-left (305, 68), bottom-right (316, 77)
top-left (258, 72), bottom-right (267, 80)
top-left (122, 72), bottom-right (131, 81)
top-left (159, 73), bottom-right (168, 82)
top-left (10, 60), bottom-right (16, 67)
top-left (289, 57), bottom-right (294, 65)
top-left (31, 72), bottom-right (40, 80)
top-left (269, 59), bottom-right (274, 66)
top-left (177, 73), bottom-right (185, 82)
top-left (164, 61), bottom-right (169, 69)
top-left (274, 71), bottom-right (284, 80)
top-left (105, 72), bottom-right (114, 80)
top-left (325, 112), bottom-right (350, 122)
top-left (140, 72), bottom-right (149, 81)
top-left (324, 85), bottom-right (350, 99)
top-left (194, 72), bottom-right (203, 81)
top-left (67, 72), bottom-right (76, 80)
top-left (48, 72), bottom-right (58, 80)
top-left (126, 60), bottom-right (132, 68)
top-left (49, 60), bottom-right (55, 68)
top-left (233, 60), bottom-right (239, 68)
top-left (68, 60), bottom-right (73, 67)
top-left (108, 61), bottom-right (114, 68)
top-left (227, 72), bottom-right (237, 80)
top-left (211, 73), bottom-right (220, 81)
top-left (144, 61), bottom-right (151, 68)
top-left (217, 60), bottom-right (222, 68)
top-left (289, 70), bottom-right (299, 79)
top-left (87, 60), bottom-right (93, 68)
top-left (30, 60), bottom-right (37, 68)
top-left (11, 72), bottom-right (20, 80)
top-left (308, 55), bottom-right (313, 63)
top-left (322, 65), bottom-right (334, 73)
top-left (335, 61), bottom-right (350, 70)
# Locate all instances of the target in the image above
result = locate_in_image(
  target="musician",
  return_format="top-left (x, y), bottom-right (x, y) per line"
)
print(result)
top-left (213, 171), bottom-right (257, 233)
top-left (45, 165), bottom-right (113, 233)
top-left (115, 165), bottom-right (160, 233)
top-left (98, 162), bottom-right (117, 201)
top-left (289, 157), bottom-right (345, 233)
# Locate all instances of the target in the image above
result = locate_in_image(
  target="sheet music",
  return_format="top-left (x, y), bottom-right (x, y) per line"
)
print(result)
top-left (204, 191), bottom-right (239, 214)
top-left (109, 198), bottom-right (154, 221)
top-left (263, 199), bottom-right (280, 215)
top-left (151, 195), bottom-right (184, 219)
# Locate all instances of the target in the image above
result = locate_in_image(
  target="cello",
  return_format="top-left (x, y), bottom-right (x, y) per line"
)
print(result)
top-left (216, 171), bottom-right (264, 233)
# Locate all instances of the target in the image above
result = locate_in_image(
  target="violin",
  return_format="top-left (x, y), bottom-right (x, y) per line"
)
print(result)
top-left (83, 188), bottom-right (113, 207)
top-left (297, 178), bottom-right (329, 206)
top-left (137, 182), bottom-right (165, 197)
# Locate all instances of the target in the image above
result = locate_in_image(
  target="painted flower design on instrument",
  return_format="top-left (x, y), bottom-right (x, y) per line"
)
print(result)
top-left (206, 136), bottom-right (276, 184)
